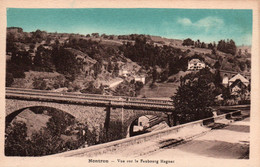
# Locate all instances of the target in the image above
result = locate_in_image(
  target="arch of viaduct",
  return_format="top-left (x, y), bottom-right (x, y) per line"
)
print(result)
top-left (6, 95), bottom-right (173, 137)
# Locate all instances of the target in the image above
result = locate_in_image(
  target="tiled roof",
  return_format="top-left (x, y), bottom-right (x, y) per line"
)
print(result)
top-left (189, 58), bottom-right (204, 64)
top-left (229, 73), bottom-right (249, 83)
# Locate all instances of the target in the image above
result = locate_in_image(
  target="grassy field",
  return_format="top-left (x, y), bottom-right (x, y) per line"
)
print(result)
top-left (138, 82), bottom-right (179, 99)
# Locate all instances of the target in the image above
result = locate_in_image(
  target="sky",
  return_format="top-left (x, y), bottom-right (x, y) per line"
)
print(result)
top-left (7, 8), bottom-right (252, 46)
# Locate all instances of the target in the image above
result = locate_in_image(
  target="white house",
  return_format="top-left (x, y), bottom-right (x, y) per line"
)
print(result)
top-left (187, 58), bottom-right (206, 71)
top-left (119, 69), bottom-right (129, 77)
top-left (133, 115), bottom-right (156, 132)
top-left (222, 74), bottom-right (229, 86)
top-left (134, 75), bottom-right (146, 84)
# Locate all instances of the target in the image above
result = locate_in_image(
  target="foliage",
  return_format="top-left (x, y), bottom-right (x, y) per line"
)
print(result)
top-left (182, 38), bottom-right (194, 46)
top-left (34, 45), bottom-right (55, 72)
top-left (5, 121), bottom-right (29, 156)
top-left (80, 81), bottom-right (103, 94)
top-left (217, 39), bottom-right (237, 55)
top-left (172, 68), bottom-right (215, 124)
top-left (7, 50), bottom-right (32, 78)
top-left (32, 77), bottom-right (48, 90)
top-left (52, 47), bottom-right (82, 81)
top-left (113, 80), bottom-right (144, 97)
top-left (113, 63), bottom-right (120, 77)
top-left (120, 35), bottom-right (188, 76)
top-left (6, 72), bottom-right (14, 87)
top-left (5, 108), bottom-right (93, 156)
top-left (32, 75), bottom-right (68, 90)
top-left (6, 61), bottom-right (26, 78)
top-left (114, 81), bottom-right (135, 97)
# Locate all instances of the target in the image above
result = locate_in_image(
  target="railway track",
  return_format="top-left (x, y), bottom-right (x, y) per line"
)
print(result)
top-left (6, 87), bottom-right (173, 105)
top-left (6, 87), bottom-right (174, 110)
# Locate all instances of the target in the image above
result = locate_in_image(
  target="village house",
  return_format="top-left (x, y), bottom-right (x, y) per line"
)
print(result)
top-left (134, 75), bottom-right (146, 84)
top-left (187, 58), bottom-right (206, 71)
top-left (230, 79), bottom-right (247, 95)
top-left (133, 115), bottom-right (154, 132)
top-left (119, 69), bottom-right (129, 77)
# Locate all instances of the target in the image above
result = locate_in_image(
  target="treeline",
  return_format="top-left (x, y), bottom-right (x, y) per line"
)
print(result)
top-left (182, 38), bottom-right (237, 55)
top-left (119, 36), bottom-right (189, 77)
top-left (6, 45), bottom-right (83, 82)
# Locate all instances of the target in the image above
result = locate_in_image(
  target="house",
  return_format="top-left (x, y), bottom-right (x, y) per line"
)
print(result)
top-left (230, 79), bottom-right (247, 95)
top-left (187, 58), bottom-right (206, 71)
top-left (222, 74), bottom-right (229, 86)
top-left (229, 79), bottom-right (250, 101)
top-left (133, 115), bottom-right (153, 132)
top-left (228, 73), bottom-right (249, 86)
top-left (134, 75), bottom-right (146, 84)
top-left (119, 69), bottom-right (129, 77)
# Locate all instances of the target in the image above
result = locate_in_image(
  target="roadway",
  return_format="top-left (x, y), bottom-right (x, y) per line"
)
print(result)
top-left (144, 116), bottom-right (249, 159)
top-left (92, 110), bottom-right (250, 159)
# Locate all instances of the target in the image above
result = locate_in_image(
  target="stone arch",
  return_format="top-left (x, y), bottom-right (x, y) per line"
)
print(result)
top-left (124, 111), bottom-right (169, 137)
top-left (5, 105), bottom-right (76, 127)
top-left (5, 99), bottom-right (107, 130)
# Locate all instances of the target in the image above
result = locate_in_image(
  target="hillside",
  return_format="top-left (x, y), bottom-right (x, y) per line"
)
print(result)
top-left (6, 27), bottom-right (251, 97)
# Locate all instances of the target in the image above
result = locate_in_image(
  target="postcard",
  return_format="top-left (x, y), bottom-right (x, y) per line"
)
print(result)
top-left (0, 0), bottom-right (259, 167)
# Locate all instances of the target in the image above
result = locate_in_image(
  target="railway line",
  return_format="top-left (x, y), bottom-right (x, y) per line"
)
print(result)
top-left (6, 87), bottom-right (174, 110)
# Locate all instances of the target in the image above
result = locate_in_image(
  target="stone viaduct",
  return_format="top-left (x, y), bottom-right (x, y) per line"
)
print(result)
top-left (5, 87), bottom-right (174, 137)
top-left (219, 69), bottom-right (251, 81)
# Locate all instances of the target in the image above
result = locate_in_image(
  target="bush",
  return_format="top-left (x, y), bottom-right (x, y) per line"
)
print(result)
top-left (6, 73), bottom-right (14, 87)
top-left (33, 78), bottom-right (47, 90)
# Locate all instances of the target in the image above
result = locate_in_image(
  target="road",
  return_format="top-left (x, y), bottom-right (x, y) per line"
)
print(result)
top-left (93, 111), bottom-right (250, 159)
top-left (144, 117), bottom-right (249, 159)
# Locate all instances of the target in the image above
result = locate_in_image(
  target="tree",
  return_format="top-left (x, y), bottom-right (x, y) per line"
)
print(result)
top-left (172, 68), bottom-right (214, 124)
top-left (34, 45), bottom-right (55, 72)
top-left (208, 43), bottom-right (213, 49)
top-left (93, 61), bottom-right (103, 78)
top-left (152, 66), bottom-right (158, 83)
top-left (182, 38), bottom-right (194, 46)
top-left (52, 47), bottom-right (81, 80)
top-left (217, 39), bottom-right (237, 55)
top-left (201, 42), bottom-right (206, 48)
top-left (213, 61), bottom-right (221, 69)
top-left (113, 63), bottom-right (120, 77)
top-left (211, 48), bottom-right (217, 55)
top-left (6, 73), bottom-right (14, 87)
top-left (107, 61), bottom-right (113, 73)
top-left (5, 121), bottom-right (29, 156)
top-left (214, 70), bottom-right (222, 87)
top-left (91, 33), bottom-right (99, 38)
